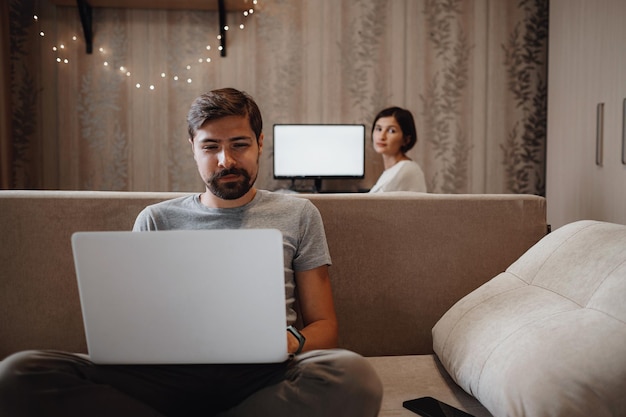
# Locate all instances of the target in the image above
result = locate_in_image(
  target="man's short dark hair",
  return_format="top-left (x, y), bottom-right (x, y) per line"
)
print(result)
top-left (187, 88), bottom-right (263, 141)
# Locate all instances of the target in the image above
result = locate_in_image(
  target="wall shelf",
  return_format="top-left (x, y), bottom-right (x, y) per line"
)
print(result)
top-left (48, 0), bottom-right (255, 55)
top-left (48, 0), bottom-right (252, 11)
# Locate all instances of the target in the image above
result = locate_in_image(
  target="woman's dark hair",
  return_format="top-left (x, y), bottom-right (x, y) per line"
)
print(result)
top-left (187, 88), bottom-right (263, 141)
top-left (371, 106), bottom-right (417, 153)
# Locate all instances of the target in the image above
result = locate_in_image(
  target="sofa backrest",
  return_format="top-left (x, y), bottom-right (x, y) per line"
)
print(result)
top-left (303, 192), bottom-right (547, 356)
top-left (0, 190), bottom-right (547, 359)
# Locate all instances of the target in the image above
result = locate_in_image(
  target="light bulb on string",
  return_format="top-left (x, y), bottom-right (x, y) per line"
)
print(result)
top-left (35, 2), bottom-right (260, 88)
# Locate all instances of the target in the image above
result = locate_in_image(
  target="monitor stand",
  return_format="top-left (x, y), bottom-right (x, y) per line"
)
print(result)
top-left (287, 178), bottom-right (322, 193)
top-left (313, 178), bottom-right (323, 193)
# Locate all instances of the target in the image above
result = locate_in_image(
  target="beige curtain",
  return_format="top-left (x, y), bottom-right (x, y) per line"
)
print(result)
top-left (1, 0), bottom-right (12, 189)
top-left (7, 0), bottom-right (547, 194)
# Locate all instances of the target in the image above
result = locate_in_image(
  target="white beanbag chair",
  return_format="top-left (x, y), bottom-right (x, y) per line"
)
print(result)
top-left (433, 220), bottom-right (626, 417)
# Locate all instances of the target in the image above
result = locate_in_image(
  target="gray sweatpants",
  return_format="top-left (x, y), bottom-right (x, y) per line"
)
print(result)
top-left (0, 348), bottom-right (382, 417)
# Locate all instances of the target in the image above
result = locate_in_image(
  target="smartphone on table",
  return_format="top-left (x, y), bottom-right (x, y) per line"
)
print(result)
top-left (402, 396), bottom-right (475, 417)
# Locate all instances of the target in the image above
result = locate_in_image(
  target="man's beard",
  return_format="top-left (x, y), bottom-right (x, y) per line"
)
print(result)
top-left (205, 168), bottom-right (255, 200)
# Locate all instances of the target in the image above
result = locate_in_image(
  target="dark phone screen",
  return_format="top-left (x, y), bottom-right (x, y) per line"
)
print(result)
top-left (402, 397), bottom-right (475, 417)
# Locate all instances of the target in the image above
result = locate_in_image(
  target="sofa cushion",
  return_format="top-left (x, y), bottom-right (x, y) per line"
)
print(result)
top-left (432, 220), bottom-right (626, 417)
top-left (366, 355), bottom-right (492, 417)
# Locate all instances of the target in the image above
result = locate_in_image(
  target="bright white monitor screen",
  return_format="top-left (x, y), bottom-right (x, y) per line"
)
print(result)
top-left (273, 124), bottom-right (365, 179)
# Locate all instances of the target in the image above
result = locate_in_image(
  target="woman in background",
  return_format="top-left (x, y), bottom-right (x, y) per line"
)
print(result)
top-left (369, 106), bottom-right (427, 193)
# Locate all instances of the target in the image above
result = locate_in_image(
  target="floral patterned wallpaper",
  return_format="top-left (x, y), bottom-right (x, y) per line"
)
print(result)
top-left (6, 0), bottom-right (547, 194)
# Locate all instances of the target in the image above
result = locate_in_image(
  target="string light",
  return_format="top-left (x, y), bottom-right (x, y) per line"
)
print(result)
top-left (35, 2), bottom-right (259, 91)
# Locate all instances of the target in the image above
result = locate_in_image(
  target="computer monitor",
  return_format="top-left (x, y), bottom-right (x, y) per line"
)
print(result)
top-left (273, 124), bottom-right (366, 191)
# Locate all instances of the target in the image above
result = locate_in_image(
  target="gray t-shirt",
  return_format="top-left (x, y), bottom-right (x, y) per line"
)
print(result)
top-left (133, 190), bottom-right (332, 325)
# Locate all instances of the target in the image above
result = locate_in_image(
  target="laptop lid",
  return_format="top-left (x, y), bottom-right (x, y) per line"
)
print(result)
top-left (71, 229), bottom-right (288, 365)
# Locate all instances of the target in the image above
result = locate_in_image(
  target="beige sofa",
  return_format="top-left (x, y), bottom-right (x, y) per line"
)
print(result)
top-left (0, 190), bottom-right (549, 416)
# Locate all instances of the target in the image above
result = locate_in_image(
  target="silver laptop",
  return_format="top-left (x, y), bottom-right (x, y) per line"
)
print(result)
top-left (71, 229), bottom-right (288, 365)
